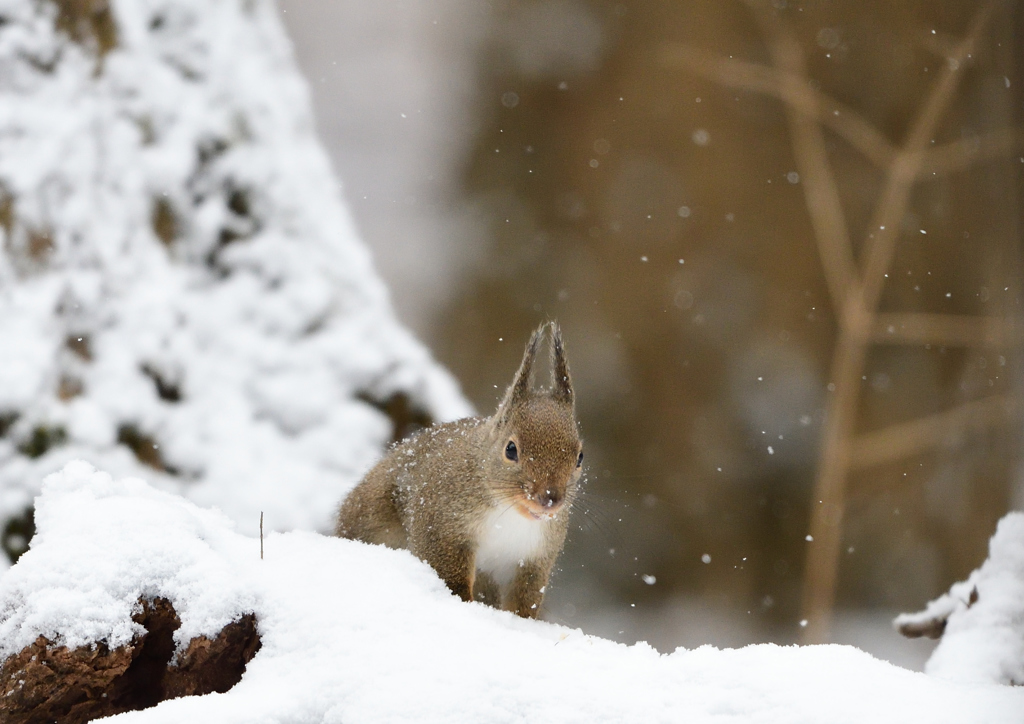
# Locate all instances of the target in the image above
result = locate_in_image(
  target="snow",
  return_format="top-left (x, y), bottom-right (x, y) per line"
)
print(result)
top-left (0, 461), bottom-right (254, 653)
top-left (895, 512), bottom-right (1024, 686)
top-left (0, 0), bottom-right (472, 557)
top-left (2, 461), bottom-right (1021, 723)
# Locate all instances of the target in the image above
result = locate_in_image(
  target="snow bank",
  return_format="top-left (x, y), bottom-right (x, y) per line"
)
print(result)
top-left (0, 461), bottom-right (256, 656)
top-left (895, 512), bottom-right (1024, 686)
top-left (0, 0), bottom-right (471, 554)
top-left (2, 462), bottom-right (1021, 723)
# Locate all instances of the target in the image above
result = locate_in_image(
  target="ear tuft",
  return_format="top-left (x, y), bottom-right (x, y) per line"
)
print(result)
top-left (549, 322), bottom-right (574, 406)
top-left (496, 322), bottom-right (546, 421)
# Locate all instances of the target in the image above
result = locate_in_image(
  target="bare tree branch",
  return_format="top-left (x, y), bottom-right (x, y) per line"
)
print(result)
top-left (668, 0), bottom-right (1005, 645)
top-left (919, 127), bottom-right (1024, 176)
top-left (799, 2), bottom-right (996, 644)
top-left (859, 4), bottom-right (995, 313)
top-left (659, 44), bottom-right (1022, 180)
top-left (732, 0), bottom-right (869, 645)
top-left (872, 313), bottom-right (1019, 347)
top-left (741, 0), bottom-right (860, 316)
top-left (659, 44), bottom-right (896, 168)
top-left (850, 396), bottom-right (1016, 471)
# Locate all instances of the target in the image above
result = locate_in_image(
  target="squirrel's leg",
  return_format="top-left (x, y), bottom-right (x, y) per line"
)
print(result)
top-left (410, 535), bottom-right (476, 603)
top-left (474, 571), bottom-right (501, 606)
top-left (504, 560), bottom-right (552, 619)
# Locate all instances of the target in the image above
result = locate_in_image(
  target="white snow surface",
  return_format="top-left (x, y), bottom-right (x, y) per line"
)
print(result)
top-left (0, 0), bottom-right (471, 550)
top-left (2, 462), bottom-right (1021, 724)
top-left (895, 512), bottom-right (1024, 686)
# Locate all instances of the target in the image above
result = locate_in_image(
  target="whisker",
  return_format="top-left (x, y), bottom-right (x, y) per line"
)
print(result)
top-left (492, 499), bottom-right (519, 523)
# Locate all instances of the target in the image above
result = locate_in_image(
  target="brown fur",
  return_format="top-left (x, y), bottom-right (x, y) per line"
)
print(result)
top-left (336, 322), bottom-right (582, 618)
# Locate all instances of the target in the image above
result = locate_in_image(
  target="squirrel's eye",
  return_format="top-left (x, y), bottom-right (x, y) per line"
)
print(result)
top-left (576, 450), bottom-right (584, 468)
top-left (505, 440), bottom-right (518, 462)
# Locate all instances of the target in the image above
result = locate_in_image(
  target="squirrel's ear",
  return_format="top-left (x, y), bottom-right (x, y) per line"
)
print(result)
top-left (550, 322), bottom-right (574, 407)
top-left (498, 323), bottom-right (544, 421)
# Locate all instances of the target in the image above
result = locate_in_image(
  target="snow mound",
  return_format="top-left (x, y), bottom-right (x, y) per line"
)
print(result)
top-left (0, 460), bottom-right (256, 655)
top-left (895, 512), bottom-right (1024, 685)
top-left (0, 0), bottom-right (471, 554)
top-left (2, 462), bottom-right (1022, 723)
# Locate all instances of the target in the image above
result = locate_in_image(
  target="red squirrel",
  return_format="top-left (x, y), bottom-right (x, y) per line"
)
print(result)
top-left (336, 322), bottom-right (582, 618)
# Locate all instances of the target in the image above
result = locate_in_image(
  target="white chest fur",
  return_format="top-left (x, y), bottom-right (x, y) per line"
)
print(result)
top-left (475, 505), bottom-right (548, 586)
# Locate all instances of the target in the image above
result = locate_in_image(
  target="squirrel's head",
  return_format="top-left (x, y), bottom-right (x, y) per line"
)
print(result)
top-left (485, 322), bottom-right (582, 520)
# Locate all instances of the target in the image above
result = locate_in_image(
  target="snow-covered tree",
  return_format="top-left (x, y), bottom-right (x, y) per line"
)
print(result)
top-left (0, 0), bottom-right (471, 564)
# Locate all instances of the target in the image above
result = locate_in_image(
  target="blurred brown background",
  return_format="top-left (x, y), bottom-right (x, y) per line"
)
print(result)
top-left (279, 0), bottom-right (1023, 667)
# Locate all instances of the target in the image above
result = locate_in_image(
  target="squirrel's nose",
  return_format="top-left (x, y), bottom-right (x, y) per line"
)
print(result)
top-left (537, 489), bottom-right (562, 508)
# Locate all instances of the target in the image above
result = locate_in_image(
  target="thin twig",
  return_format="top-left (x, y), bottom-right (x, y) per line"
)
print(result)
top-left (260, 511), bottom-right (264, 561)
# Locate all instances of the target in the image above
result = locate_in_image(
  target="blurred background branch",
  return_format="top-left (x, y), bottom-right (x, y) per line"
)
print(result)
top-left (850, 395), bottom-right (1016, 472)
top-left (872, 313), bottom-right (1019, 347)
top-left (660, 44), bottom-right (898, 170)
top-left (667, 0), bottom-right (1010, 643)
